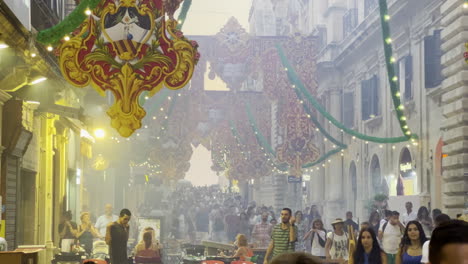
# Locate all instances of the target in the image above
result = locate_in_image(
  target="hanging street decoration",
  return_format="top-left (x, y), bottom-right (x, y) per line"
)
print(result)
top-left (274, 102), bottom-right (320, 178)
top-left (52, 0), bottom-right (199, 137)
top-left (378, 0), bottom-right (417, 142)
top-left (277, 44), bottom-right (411, 144)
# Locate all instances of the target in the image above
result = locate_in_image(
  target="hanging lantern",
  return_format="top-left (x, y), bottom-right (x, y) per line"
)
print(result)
top-left (58, 0), bottom-right (199, 136)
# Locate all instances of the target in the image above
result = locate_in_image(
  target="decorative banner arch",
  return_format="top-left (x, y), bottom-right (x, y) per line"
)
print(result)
top-left (56, 0), bottom-right (199, 137)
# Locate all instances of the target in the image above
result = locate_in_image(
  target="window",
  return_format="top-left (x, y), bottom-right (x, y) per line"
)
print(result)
top-left (397, 56), bottom-right (413, 101)
top-left (361, 75), bottom-right (379, 121)
top-left (425, 30), bottom-right (443, 88)
top-left (364, 0), bottom-right (378, 17)
top-left (404, 56), bottom-right (413, 100)
top-left (343, 9), bottom-right (358, 38)
top-left (343, 92), bottom-right (355, 128)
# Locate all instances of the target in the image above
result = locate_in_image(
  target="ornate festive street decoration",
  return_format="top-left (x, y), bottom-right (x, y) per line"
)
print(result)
top-left (57, 0), bottom-right (199, 136)
top-left (148, 136), bottom-right (193, 182)
top-left (276, 102), bottom-right (320, 177)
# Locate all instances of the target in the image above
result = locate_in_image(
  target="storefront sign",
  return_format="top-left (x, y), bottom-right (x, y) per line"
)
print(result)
top-left (400, 162), bottom-right (412, 172)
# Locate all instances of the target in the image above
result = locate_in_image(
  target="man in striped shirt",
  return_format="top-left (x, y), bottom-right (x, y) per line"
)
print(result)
top-left (264, 208), bottom-right (298, 264)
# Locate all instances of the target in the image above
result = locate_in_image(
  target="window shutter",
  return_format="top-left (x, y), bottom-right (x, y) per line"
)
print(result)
top-left (405, 55), bottom-right (413, 100)
top-left (433, 30), bottom-right (443, 86)
top-left (371, 75), bottom-right (379, 116)
top-left (361, 80), bottom-right (371, 120)
top-left (343, 92), bottom-right (355, 128)
top-left (425, 30), bottom-right (443, 88)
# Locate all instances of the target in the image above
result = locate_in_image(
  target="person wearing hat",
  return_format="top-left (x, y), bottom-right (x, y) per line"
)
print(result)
top-left (325, 218), bottom-right (349, 261)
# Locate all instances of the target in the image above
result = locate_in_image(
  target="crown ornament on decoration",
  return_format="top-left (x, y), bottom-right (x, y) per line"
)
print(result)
top-left (51, 0), bottom-right (198, 137)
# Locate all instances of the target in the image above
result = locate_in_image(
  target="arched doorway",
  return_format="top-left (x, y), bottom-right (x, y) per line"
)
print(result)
top-left (349, 162), bottom-right (357, 213)
top-left (398, 147), bottom-right (416, 195)
top-left (370, 155), bottom-right (383, 195)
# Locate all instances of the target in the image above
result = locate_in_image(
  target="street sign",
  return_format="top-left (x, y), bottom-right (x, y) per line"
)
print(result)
top-left (288, 176), bottom-right (302, 183)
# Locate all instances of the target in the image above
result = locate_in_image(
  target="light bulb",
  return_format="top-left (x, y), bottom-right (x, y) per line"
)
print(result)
top-left (85, 8), bottom-right (92, 16)
top-left (64, 36), bottom-right (70, 41)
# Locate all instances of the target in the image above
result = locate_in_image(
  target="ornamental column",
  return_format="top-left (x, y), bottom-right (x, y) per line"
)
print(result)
top-left (324, 88), bottom-right (345, 224)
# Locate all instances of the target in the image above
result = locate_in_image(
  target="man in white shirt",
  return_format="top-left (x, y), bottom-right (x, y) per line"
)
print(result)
top-left (402, 202), bottom-right (417, 225)
top-left (95, 204), bottom-right (119, 237)
top-left (378, 211), bottom-right (405, 264)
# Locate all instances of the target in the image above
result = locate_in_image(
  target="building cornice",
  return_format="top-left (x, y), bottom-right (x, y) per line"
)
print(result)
top-left (0, 90), bottom-right (12, 105)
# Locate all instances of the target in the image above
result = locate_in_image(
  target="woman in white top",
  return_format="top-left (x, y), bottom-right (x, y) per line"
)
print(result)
top-left (303, 219), bottom-right (327, 258)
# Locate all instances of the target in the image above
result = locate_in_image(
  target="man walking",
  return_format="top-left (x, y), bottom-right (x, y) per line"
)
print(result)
top-left (96, 204), bottom-right (119, 237)
top-left (402, 202), bottom-right (417, 225)
top-left (252, 212), bottom-right (273, 248)
top-left (378, 211), bottom-right (404, 264)
top-left (106, 209), bottom-right (131, 264)
top-left (264, 208), bottom-right (297, 264)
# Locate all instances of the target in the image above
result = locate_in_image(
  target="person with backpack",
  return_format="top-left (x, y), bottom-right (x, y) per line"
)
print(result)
top-left (325, 218), bottom-right (349, 261)
top-left (303, 219), bottom-right (327, 259)
top-left (378, 211), bottom-right (405, 264)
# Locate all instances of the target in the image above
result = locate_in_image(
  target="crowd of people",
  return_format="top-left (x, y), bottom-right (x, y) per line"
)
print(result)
top-left (53, 185), bottom-right (468, 264)
top-left (154, 185), bottom-right (468, 264)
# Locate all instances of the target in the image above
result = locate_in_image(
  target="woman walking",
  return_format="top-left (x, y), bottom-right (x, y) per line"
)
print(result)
top-left (369, 211), bottom-right (381, 235)
top-left (396, 221), bottom-right (427, 264)
top-left (304, 219), bottom-right (327, 259)
top-left (416, 207), bottom-right (432, 238)
top-left (352, 227), bottom-right (387, 264)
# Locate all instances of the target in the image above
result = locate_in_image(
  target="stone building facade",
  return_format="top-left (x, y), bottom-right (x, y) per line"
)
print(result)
top-left (249, 0), bottom-right (467, 221)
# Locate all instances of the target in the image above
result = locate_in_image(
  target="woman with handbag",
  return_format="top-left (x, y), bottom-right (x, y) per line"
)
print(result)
top-left (303, 219), bottom-right (327, 259)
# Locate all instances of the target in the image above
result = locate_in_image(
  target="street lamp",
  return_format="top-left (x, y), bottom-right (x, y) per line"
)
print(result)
top-left (30, 77), bottom-right (47, 85)
top-left (0, 40), bottom-right (8, 49)
top-left (94, 128), bottom-right (105, 139)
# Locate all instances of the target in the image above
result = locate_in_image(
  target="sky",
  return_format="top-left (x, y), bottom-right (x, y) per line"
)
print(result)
top-left (185, 145), bottom-right (220, 186)
top-left (180, 0), bottom-right (251, 35)
top-left (184, 0), bottom-right (251, 186)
